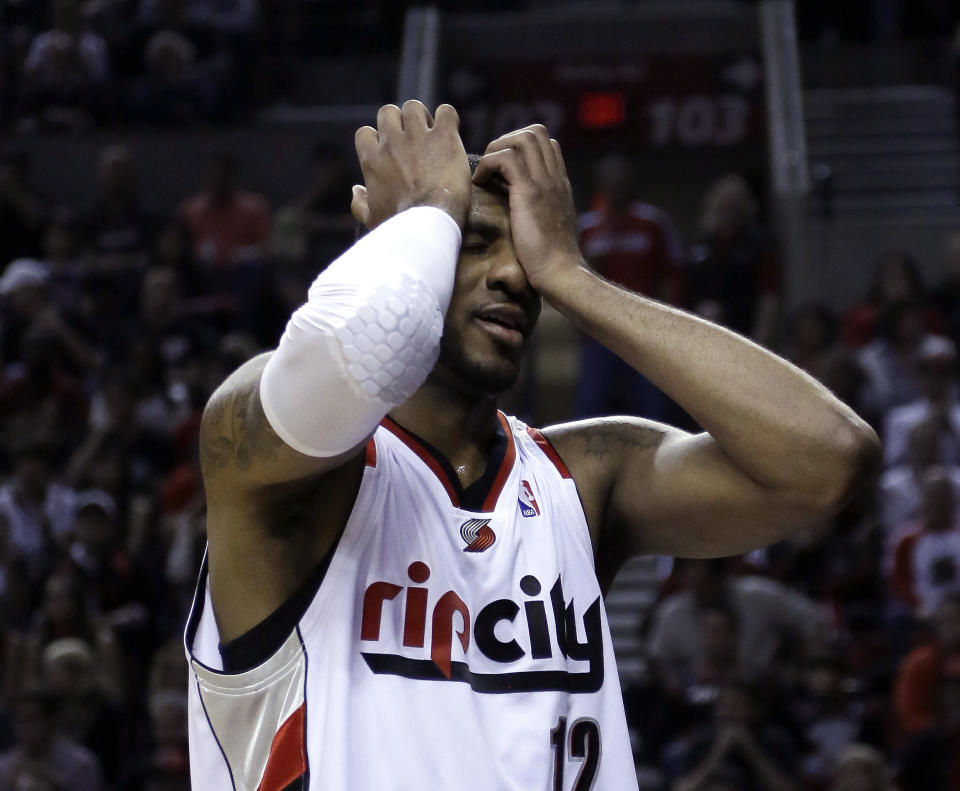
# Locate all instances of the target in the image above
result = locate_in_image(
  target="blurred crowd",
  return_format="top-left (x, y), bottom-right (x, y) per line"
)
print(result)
top-left (3, 123), bottom-right (960, 791)
top-left (4, 0), bottom-right (960, 131)
top-left (0, 139), bottom-right (355, 791)
top-left (579, 155), bottom-right (960, 791)
top-left (0, 0), bottom-right (264, 130)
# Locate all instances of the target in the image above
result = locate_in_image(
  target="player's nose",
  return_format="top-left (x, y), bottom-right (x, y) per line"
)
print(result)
top-left (485, 250), bottom-right (534, 304)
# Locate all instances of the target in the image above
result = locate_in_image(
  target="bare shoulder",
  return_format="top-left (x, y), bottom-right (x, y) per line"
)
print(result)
top-left (540, 418), bottom-right (675, 536)
top-left (541, 416), bottom-right (672, 465)
top-left (199, 352), bottom-right (282, 486)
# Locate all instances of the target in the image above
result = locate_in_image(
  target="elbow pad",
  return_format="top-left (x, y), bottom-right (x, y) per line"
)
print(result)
top-left (260, 206), bottom-right (461, 457)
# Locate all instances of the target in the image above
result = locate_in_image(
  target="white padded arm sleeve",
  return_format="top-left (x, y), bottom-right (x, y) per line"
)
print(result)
top-left (259, 206), bottom-right (461, 457)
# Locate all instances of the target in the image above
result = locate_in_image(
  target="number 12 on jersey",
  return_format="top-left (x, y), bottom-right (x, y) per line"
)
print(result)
top-left (550, 716), bottom-right (601, 791)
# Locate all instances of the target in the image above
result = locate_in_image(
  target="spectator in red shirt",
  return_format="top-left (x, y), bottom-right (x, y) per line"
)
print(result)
top-left (576, 154), bottom-right (685, 420)
top-left (896, 656), bottom-right (960, 791)
top-left (578, 154), bottom-right (684, 303)
top-left (178, 152), bottom-right (270, 269)
top-left (895, 594), bottom-right (960, 738)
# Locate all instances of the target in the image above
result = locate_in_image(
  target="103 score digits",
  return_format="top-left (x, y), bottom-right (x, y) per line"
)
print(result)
top-left (461, 94), bottom-right (754, 152)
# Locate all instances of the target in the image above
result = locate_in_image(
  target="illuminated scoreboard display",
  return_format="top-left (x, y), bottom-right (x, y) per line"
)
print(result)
top-left (442, 54), bottom-right (766, 155)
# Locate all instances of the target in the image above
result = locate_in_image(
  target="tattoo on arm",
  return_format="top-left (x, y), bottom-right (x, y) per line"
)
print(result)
top-left (200, 387), bottom-right (285, 479)
top-left (575, 420), bottom-right (665, 462)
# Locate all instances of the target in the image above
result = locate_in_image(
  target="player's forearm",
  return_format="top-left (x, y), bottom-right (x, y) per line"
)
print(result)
top-left (260, 206), bottom-right (460, 457)
top-left (542, 261), bottom-right (880, 509)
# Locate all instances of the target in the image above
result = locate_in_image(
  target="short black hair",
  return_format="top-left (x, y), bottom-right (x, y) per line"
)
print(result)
top-left (468, 153), bottom-right (508, 197)
top-left (354, 153), bottom-right (505, 240)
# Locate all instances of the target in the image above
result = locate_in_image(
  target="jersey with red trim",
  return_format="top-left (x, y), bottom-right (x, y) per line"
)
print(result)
top-left (185, 413), bottom-right (639, 791)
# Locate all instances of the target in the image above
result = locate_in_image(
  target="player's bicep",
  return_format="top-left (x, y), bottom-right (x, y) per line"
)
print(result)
top-left (199, 352), bottom-right (364, 494)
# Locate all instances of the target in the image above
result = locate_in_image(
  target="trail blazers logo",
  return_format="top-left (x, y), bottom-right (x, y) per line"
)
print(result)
top-left (461, 518), bottom-right (495, 552)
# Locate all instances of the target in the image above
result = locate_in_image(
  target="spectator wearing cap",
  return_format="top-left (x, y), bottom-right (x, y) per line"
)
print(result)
top-left (0, 258), bottom-right (49, 362)
top-left (883, 335), bottom-right (960, 469)
top-left (890, 468), bottom-right (960, 617)
top-left (67, 491), bottom-right (152, 638)
top-left (0, 686), bottom-right (103, 791)
top-left (13, 571), bottom-right (124, 704)
top-left (65, 490), bottom-right (162, 698)
top-left (0, 257), bottom-right (101, 374)
top-left (40, 638), bottom-right (126, 783)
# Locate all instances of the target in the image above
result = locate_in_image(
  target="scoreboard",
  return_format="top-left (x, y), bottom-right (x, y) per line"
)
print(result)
top-left (441, 54), bottom-right (766, 155)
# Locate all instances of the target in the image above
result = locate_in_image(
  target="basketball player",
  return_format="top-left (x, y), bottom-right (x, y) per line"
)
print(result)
top-left (185, 101), bottom-right (880, 790)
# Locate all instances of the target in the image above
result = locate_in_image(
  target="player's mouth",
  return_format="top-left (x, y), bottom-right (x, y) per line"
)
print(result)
top-left (473, 304), bottom-right (528, 346)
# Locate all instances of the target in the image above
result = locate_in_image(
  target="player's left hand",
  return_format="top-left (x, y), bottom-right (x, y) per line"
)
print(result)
top-left (473, 125), bottom-right (581, 290)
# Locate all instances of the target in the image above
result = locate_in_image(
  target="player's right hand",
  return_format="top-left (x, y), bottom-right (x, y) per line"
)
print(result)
top-left (351, 101), bottom-right (472, 231)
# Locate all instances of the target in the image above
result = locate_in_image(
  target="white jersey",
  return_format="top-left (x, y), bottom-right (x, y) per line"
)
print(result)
top-left (186, 412), bottom-right (639, 791)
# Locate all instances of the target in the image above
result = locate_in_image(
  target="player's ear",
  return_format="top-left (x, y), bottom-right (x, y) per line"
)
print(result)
top-left (351, 184), bottom-right (371, 227)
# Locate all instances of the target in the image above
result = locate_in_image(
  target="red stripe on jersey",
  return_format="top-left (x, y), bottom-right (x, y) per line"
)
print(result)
top-left (527, 427), bottom-right (572, 479)
top-left (381, 417), bottom-right (460, 507)
top-left (481, 412), bottom-right (518, 511)
top-left (364, 438), bottom-right (377, 468)
top-left (256, 703), bottom-right (306, 791)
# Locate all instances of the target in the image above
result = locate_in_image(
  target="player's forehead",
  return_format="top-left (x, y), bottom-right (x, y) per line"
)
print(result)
top-left (465, 184), bottom-right (509, 235)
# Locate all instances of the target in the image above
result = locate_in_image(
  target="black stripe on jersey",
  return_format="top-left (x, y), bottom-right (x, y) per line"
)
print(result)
top-left (219, 549), bottom-right (334, 673)
top-left (359, 652), bottom-right (604, 694)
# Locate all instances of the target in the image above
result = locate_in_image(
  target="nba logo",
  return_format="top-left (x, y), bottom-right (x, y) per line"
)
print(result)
top-left (518, 480), bottom-right (540, 517)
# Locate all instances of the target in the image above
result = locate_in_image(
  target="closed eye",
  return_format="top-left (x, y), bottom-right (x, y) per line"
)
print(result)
top-left (462, 239), bottom-right (490, 255)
